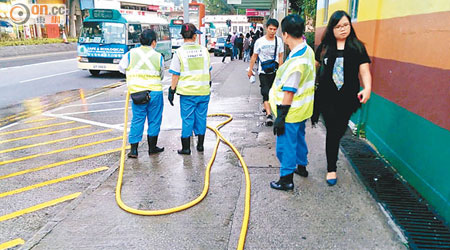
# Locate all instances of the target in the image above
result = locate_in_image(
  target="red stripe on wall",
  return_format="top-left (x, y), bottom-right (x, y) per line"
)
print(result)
top-left (371, 57), bottom-right (450, 130)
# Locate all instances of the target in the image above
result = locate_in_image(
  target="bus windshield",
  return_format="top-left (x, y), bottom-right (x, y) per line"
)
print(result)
top-left (169, 25), bottom-right (182, 39)
top-left (79, 22), bottom-right (126, 44)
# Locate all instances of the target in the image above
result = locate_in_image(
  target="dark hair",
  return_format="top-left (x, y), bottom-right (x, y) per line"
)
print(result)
top-left (140, 29), bottom-right (157, 46)
top-left (320, 10), bottom-right (365, 55)
top-left (180, 23), bottom-right (198, 39)
top-left (281, 14), bottom-right (304, 38)
top-left (246, 33), bottom-right (250, 38)
top-left (266, 18), bottom-right (279, 28)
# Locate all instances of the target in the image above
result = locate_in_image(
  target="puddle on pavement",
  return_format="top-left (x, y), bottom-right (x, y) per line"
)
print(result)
top-left (0, 81), bottom-right (125, 127)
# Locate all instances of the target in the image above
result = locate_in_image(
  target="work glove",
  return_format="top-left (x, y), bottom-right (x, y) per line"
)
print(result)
top-left (168, 87), bottom-right (176, 106)
top-left (273, 105), bottom-right (290, 136)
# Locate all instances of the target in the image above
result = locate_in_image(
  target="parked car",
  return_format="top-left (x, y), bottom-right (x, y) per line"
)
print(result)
top-left (214, 36), bottom-right (227, 57)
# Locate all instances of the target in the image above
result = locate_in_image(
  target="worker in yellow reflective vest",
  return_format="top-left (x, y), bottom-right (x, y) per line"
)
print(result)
top-left (268, 15), bottom-right (316, 190)
top-left (168, 23), bottom-right (212, 155)
top-left (119, 29), bottom-right (165, 158)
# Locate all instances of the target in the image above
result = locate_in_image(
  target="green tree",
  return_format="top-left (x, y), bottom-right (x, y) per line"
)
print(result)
top-left (205, 0), bottom-right (234, 15)
top-left (290, 0), bottom-right (316, 27)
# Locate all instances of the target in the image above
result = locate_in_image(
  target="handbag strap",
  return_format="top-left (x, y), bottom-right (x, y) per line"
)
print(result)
top-left (273, 37), bottom-right (277, 60)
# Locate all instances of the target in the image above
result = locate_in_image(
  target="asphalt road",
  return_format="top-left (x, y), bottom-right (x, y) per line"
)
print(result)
top-left (0, 52), bottom-right (124, 109)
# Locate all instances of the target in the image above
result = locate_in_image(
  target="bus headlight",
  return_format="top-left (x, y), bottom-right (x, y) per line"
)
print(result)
top-left (113, 59), bottom-right (121, 64)
top-left (78, 56), bottom-right (88, 63)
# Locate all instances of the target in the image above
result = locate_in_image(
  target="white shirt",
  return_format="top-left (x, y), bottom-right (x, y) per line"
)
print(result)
top-left (253, 36), bottom-right (284, 74)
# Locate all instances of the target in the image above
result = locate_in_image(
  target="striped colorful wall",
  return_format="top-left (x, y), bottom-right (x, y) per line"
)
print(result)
top-left (315, 0), bottom-right (450, 222)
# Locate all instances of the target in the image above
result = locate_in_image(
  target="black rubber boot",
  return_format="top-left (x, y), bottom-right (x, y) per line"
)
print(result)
top-left (127, 143), bottom-right (139, 158)
top-left (270, 173), bottom-right (294, 191)
top-left (294, 165), bottom-right (309, 177)
top-left (196, 134), bottom-right (205, 152)
top-left (148, 135), bottom-right (164, 154)
top-left (177, 137), bottom-right (191, 155)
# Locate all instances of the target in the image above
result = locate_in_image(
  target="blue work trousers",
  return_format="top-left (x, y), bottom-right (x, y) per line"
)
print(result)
top-left (276, 121), bottom-right (308, 177)
top-left (129, 91), bottom-right (163, 144)
top-left (180, 95), bottom-right (210, 138)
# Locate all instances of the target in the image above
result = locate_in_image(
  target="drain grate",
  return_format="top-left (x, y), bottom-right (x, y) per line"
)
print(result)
top-left (340, 130), bottom-right (450, 249)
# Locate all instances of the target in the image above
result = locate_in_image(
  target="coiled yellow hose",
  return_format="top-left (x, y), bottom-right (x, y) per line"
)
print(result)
top-left (115, 91), bottom-right (251, 250)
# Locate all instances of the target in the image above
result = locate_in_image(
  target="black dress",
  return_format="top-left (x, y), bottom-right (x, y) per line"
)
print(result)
top-left (313, 42), bottom-right (371, 172)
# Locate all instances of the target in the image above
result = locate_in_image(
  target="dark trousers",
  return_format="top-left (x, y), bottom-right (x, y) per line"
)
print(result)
top-left (222, 48), bottom-right (232, 62)
top-left (259, 73), bottom-right (276, 102)
top-left (322, 105), bottom-right (352, 172)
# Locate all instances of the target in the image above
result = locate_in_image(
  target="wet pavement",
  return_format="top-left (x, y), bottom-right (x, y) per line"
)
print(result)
top-left (1, 57), bottom-right (406, 249)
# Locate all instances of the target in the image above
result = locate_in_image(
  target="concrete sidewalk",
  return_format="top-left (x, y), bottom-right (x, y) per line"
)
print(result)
top-left (23, 60), bottom-right (406, 250)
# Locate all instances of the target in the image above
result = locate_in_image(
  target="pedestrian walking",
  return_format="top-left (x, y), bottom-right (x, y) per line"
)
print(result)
top-left (231, 32), bottom-right (237, 60)
top-left (243, 33), bottom-right (251, 62)
top-left (222, 34), bottom-right (233, 63)
top-left (312, 10), bottom-right (372, 186)
top-left (119, 29), bottom-right (165, 158)
top-left (247, 18), bottom-right (284, 126)
top-left (168, 23), bottom-right (212, 155)
top-left (268, 14), bottom-right (316, 190)
top-left (235, 33), bottom-right (244, 60)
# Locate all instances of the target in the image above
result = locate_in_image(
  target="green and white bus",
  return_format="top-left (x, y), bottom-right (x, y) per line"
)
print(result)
top-left (77, 9), bottom-right (172, 76)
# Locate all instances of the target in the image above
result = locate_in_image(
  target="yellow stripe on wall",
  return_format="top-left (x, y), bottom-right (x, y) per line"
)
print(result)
top-left (358, 0), bottom-right (450, 22)
top-left (0, 192), bottom-right (81, 222)
top-left (316, 0), bottom-right (450, 27)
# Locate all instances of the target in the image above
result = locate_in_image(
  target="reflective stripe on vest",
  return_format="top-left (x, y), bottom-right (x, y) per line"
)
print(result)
top-left (176, 44), bottom-right (210, 96)
top-left (126, 46), bottom-right (162, 93)
top-left (269, 45), bottom-right (316, 123)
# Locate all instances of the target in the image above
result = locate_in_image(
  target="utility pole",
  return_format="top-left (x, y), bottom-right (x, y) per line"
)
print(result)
top-left (183, 0), bottom-right (189, 23)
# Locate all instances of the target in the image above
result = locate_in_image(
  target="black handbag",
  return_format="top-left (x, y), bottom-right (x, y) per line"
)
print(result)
top-left (259, 37), bottom-right (278, 74)
top-left (130, 90), bottom-right (150, 105)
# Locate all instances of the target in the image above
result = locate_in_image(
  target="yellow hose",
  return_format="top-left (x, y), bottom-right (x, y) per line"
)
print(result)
top-left (115, 91), bottom-right (251, 250)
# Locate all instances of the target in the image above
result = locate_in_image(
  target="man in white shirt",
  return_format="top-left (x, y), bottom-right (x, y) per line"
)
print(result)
top-left (247, 18), bottom-right (284, 126)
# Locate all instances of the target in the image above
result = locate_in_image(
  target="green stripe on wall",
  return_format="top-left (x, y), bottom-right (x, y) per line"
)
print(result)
top-left (351, 93), bottom-right (450, 223)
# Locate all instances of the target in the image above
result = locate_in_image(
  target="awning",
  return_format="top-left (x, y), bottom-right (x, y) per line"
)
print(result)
top-left (230, 0), bottom-right (273, 11)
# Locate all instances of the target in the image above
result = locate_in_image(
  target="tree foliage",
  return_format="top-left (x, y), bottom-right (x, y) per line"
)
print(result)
top-left (290, 0), bottom-right (317, 27)
top-left (205, 0), bottom-right (234, 15)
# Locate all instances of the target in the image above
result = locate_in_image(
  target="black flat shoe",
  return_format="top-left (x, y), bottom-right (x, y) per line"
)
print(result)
top-left (294, 165), bottom-right (308, 177)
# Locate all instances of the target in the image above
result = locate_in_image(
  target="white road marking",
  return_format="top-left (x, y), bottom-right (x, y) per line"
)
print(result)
top-left (57, 107), bottom-right (128, 116)
top-left (20, 70), bottom-right (79, 83)
top-left (61, 100), bottom-right (126, 108)
top-left (1, 58), bottom-right (77, 71)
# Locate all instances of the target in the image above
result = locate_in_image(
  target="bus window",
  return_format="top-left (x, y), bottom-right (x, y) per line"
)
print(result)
top-left (128, 24), bottom-right (142, 44)
top-left (79, 22), bottom-right (125, 44)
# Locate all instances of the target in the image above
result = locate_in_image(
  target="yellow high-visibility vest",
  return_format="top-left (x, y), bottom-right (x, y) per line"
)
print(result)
top-left (269, 44), bottom-right (316, 123)
top-left (176, 44), bottom-right (210, 96)
top-left (126, 46), bottom-right (162, 93)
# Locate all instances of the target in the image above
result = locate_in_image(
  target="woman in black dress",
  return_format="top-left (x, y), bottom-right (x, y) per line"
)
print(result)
top-left (312, 10), bottom-right (372, 186)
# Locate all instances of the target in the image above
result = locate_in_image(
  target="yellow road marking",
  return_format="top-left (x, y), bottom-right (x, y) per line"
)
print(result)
top-left (0, 137), bottom-right (122, 166)
top-left (0, 121), bottom-right (75, 136)
top-left (0, 167), bottom-right (108, 198)
top-left (0, 238), bottom-right (25, 250)
top-left (24, 117), bottom-right (56, 124)
top-left (0, 129), bottom-right (113, 154)
top-left (0, 125), bottom-right (91, 144)
top-left (0, 192), bottom-right (81, 222)
top-left (0, 147), bottom-right (125, 180)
